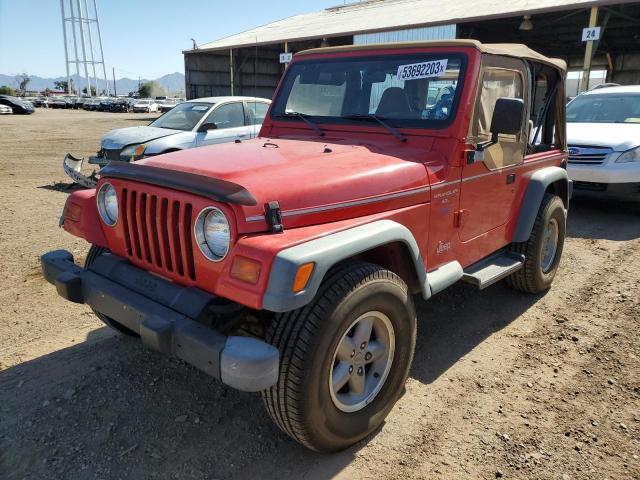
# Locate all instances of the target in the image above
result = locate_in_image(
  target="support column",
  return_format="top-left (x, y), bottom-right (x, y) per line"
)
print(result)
top-left (59, 0), bottom-right (71, 94)
top-left (230, 49), bottom-right (235, 96)
top-left (580, 6), bottom-right (599, 93)
top-left (76, 0), bottom-right (91, 95)
top-left (69, 0), bottom-right (81, 95)
top-left (93, 0), bottom-right (109, 95)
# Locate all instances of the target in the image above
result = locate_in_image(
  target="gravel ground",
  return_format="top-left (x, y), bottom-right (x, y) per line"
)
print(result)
top-left (0, 109), bottom-right (638, 480)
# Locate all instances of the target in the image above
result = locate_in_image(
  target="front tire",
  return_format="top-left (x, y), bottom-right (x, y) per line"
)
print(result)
top-left (507, 193), bottom-right (566, 293)
top-left (262, 261), bottom-right (416, 452)
top-left (84, 245), bottom-right (138, 336)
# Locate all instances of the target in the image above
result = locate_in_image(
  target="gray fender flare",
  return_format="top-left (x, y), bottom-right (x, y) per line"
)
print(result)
top-left (512, 166), bottom-right (570, 243)
top-left (262, 220), bottom-right (432, 312)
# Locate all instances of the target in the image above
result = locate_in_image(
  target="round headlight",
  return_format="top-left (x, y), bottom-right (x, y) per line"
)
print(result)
top-left (97, 182), bottom-right (118, 226)
top-left (195, 207), bottom-right (230, 261)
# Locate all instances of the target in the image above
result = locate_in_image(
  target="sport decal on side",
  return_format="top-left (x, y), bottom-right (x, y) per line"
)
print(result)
top-left (397, 59), bottom-right (448, 81)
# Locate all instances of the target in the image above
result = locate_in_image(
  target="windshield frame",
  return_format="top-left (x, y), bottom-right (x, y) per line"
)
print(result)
top-left (270, 51), bottom-right (468, 130)
top-left (567, 92), bottom-right (640, 124)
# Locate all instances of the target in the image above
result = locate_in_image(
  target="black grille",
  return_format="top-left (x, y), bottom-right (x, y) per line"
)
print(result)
top-left (103, 148), bottom-right (121, 161)
top-left (121, 187), bottom-right (196, 281)
top-left (574, 181), bottom-right (607, 192)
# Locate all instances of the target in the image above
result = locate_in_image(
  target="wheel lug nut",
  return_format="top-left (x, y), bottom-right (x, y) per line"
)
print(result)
top-left (350, 350), bottom-right (355, 357)
top-left (365, 352), bottom-right (372, 361)
top-left (357, 366), bottom-right (364, 375)
top-left (348, 366), bottom-right (353, 374)
top-left (360, 342), bottom-right (366, 350)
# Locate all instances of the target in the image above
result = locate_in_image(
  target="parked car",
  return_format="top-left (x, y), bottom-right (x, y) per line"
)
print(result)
top-left (63, 96), bottom-right (271, 187)
top-left (98, 99), bottom-right (115, 112)
top-left (0, 104), bottom-right (13, 114)
top-left (109, 98), bottom-right (130, 113)
top-left (566, 85), bottom-right (640, 199)
top-left (158, 98), bottom-right (181, 113)
top-left (48, 97), bottom-right (73, 109)
top-left (49, 40), bottom-right (570, 451)
top-left (72, 97), bottom-right (90, 109)
top-left (0, 95), bottom-right (35, 114)
top-left (132, 99), bottom-right (158, 113)
top-left (82, 99), bottom-right (100, 111)
top-left (23, 97), bottom-right (40, 107)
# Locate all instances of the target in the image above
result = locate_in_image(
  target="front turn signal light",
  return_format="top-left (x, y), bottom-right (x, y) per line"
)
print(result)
top-left (292, 262), bottom-right (315, 293)
top-left (230, 256), bottom-right (261, 284)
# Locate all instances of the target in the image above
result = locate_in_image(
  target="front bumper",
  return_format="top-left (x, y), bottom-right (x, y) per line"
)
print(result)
top-left (63, 153), bottom-right (99, 188)
top-left (41, 250), bottom-right (279, 392)
top-left (567, 160), bottom-right (640, 184)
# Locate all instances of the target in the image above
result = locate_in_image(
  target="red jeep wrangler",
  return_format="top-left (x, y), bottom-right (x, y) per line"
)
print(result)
top-left (42, 40), bottom-right (571, 452)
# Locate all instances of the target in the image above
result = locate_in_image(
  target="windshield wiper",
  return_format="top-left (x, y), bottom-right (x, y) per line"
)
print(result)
top-left (341, 113), bottom-right (406, 142)
top-left (274, 112), bottom-right (325, 136)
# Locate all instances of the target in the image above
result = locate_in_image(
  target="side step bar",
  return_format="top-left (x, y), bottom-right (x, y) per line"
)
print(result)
top-left (462, 250), bottom-right (525, 290)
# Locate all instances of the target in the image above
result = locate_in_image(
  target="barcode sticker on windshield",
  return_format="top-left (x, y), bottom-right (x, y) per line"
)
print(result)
top-left (397, 59), bottom-right (448, 81)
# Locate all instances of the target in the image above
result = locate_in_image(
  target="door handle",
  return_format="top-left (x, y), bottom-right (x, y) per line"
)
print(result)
top-left (506, 173), bottom-right (516, 184)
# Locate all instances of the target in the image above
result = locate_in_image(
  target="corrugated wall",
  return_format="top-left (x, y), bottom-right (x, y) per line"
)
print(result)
top-left (353, 24), bottom-right (456, 44)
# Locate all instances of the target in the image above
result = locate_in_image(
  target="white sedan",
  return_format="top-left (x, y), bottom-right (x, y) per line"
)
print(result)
top-left (63, 96), bottom-right (271, 187)
top-left (132, 99), bottom-right (158, 113)
top-left (566, 85), bottom-right (640, 199)
top-left (0, 104), bottom-right (12, 114)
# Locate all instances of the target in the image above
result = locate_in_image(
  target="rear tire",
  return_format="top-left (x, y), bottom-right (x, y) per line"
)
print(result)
top-left (262, 261), bottom-right (416, 452)
top-left (84, 245), bottom-right (138, 336)
top-left (507, 193), bottom-right (566, 293)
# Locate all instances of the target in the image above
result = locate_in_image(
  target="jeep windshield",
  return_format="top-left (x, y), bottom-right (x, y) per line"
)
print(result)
top-left (567, 93), bottom-right (640, 123)
top-left (270, 53), bottom-right (465, 129)
top-left (149, 102), bottom-right (213, 131)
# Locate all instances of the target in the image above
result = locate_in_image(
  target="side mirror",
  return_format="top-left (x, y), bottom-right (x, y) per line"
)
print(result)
top-left (489, 97), bottom-right (525, 140)
top-left (198, 122), bottom-right (218, 132)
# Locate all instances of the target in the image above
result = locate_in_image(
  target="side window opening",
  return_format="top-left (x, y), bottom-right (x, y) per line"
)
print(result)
top-left (206, 102), bottom-right (245, 129)
top-left (469, 65), bottom-right (526, 170)
top-left (528, 63), bottom-right (561, 153)
top-left (245, 102), bottom-right (270, 125)
top-left (473, 68), bottom-right (524, 142)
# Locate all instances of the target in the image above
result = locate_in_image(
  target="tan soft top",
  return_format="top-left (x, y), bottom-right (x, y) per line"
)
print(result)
top-left (297, 39), bottom-right (566, 72)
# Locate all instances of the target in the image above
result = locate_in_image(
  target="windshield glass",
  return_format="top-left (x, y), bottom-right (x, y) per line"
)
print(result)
top-left (270, 53), bottom-right (465, 128)
top-left (149, 102), bottom-right (212, 131)
top-left (567, 93), bottom-right (640, 123)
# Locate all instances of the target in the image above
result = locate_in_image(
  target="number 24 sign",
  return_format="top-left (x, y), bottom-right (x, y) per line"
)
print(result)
top-left (582, 27), bottom-right (601, 42)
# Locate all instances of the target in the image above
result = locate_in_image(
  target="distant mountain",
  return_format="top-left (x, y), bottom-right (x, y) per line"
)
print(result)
top-left (0, 72), bottom-right (185, 95)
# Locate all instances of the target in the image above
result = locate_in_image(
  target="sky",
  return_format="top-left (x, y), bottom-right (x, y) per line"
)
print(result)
top-left (0, 0), bottom-right (345, 79)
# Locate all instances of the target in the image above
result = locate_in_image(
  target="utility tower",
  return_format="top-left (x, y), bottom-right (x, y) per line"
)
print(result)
top-left (59, 0), bottom-right (109, 96)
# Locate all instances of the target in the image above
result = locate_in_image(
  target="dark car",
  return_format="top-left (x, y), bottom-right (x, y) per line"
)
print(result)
top-left (29, 97), bottom-right (45, 107)
top-left (83, 99), bottom-right (100, 111)
top-left (49, 97), bottom-right (73, 109)
top-left (0, 95), bottom-right (35, 114)
top-left (109, 99), bottom-right (130, 112)
top-left (98, 99), bottom-right (115, 112)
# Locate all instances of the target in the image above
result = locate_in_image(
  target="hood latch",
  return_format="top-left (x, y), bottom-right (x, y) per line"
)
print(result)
top-left (265, 201), bottom-right (284, 233)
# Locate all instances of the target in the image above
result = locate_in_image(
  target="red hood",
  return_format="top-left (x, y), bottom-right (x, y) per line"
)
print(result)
top-left (141, 136), bottom-right (433, 230)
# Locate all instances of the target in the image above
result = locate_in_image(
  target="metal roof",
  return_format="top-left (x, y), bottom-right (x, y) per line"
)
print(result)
top-left (298, 40), bottom-right (567, 70)
top-left (187, 0), bottom-right (632, 53)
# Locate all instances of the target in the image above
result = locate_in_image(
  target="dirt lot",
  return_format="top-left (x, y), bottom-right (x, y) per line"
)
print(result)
top-left (0, 109), bottom-right (638, 480)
